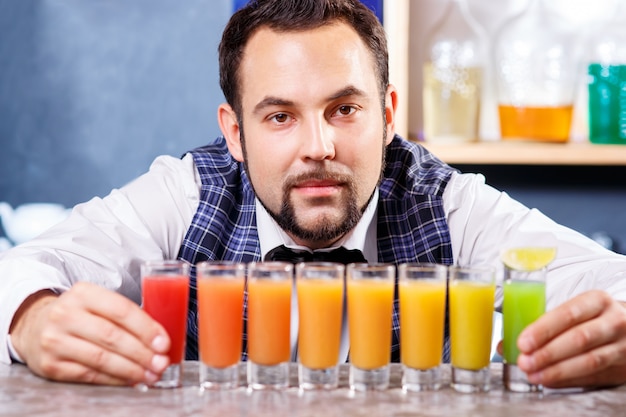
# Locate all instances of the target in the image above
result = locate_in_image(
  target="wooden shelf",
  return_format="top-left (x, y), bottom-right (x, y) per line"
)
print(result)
top-left (418, 141), bottom-right (626, 166)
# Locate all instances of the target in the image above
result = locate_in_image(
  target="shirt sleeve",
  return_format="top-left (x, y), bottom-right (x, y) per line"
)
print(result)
top-left (0, 153), bottom-right (200, 364)
top-left (443, 171), bottom-right (626, 310)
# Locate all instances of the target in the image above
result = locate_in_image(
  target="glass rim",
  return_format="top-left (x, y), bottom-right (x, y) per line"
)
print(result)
top-left (196, 260), bottom-right (246, 272)
top-left (247, 261), bottom-right (294, 280)
top-left (398, 262), bottom-right (448, 272)
top-left (140, 259), bottom-right (190, 276)
top-left (142, 259), bottom-right (189, 267)
top-left (398, 262), bottom-right (448, 281)
top-left (346, 262), bottom-right (395, 280)
top-left (448, 264), bottom-right (496, 283)
top-left (295, 261), bottom-right (345, 274)
top-left (346, 262), bottom-right (395, 270)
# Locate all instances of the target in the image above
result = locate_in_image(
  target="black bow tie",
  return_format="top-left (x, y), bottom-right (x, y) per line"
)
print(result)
top-left (264, 245), bottom-right (367, 265)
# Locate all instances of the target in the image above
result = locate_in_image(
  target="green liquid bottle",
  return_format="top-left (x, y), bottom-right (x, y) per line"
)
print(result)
top-left (585, 3), bottom-right (626, 145)
top-left (588, 63), bottom-right (626, 144)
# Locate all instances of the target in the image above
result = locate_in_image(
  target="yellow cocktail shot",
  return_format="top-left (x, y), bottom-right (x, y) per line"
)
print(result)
top-left (449, 265), bottom-right (496, 393)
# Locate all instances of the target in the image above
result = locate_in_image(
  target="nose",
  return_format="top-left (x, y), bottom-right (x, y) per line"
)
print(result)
top-left (302, 116), bottom-right (335, 161)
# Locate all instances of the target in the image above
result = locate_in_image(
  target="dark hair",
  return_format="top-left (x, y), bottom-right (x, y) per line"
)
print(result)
top-left (218, 0), bottom-right (389, 117)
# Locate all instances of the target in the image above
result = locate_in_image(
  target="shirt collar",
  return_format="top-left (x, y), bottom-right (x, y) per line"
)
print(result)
top-left (256, 188), bottom-right (379, 263)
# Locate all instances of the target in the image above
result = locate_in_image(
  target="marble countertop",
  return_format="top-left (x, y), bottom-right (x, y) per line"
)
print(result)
top-left (1, 362), bottom-right (624, 417)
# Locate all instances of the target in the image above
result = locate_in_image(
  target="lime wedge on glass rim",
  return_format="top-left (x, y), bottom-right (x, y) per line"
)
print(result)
top-left (500, 247), bottom-right (557, 271)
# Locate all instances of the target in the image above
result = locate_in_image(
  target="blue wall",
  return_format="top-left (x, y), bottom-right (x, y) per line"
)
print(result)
top-left (233, 0), bottom-right (384, 20)
top-left (0, 0), bottom-right (383, 210)
top-left (0, 0), bottom-right (230, 207)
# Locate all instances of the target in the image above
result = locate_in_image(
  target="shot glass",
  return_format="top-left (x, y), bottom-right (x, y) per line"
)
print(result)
top-left (296, 262), bottom-right (345, 390)
top-left (141, 260), bottom-right (190, 388)
top-left (398, 263), bottom-right (448, 392)
top-left (449, 265), bottom-right (496, 393)
top-left (502, 265), bottom-right (546, 392)
top-left (246, 262), bottom-right (293, 390)
top-left (347, 263), bottom-right (395, 391)
top-left (196, 261), bottom-right (246, 390)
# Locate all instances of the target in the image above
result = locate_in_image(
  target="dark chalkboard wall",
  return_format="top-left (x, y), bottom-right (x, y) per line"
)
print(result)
top-left (0, 0), bottom-right (230, 208)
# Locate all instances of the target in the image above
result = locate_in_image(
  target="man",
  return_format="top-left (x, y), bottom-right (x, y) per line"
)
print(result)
top-left (2, 0), bottom-right (626, 388)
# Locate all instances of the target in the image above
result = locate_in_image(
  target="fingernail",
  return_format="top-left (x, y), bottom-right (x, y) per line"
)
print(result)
top-left (526, 371), bottom-right (542, 385)
top-left (144, 370), bottom-right (159, 384)
top-left (151, 335), bottom-right (167, 352)
top-left (151, 354), bottom-right (169, 373)
top-left (517, 334), bottom-right (532, 352)
top-left (517, 353), bottom-right (531, 370)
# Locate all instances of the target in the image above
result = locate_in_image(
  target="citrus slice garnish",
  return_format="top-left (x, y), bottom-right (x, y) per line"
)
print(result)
top-left (500, 247), bottom-right (557, 271)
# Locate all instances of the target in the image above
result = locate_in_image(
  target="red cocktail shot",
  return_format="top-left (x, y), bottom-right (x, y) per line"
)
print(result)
top-left (141, 260), bottom-right (190, 388)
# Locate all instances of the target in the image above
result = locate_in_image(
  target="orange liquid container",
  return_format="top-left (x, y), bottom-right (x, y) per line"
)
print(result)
top-left (197, 277), bottom-right (245, 368)
top-left (297, 278), bottom-right (344, 369)
top-left (498, 104), bottom-right (573, 143)
top-left (399, 280), bottom-right (447, 370)
top-left (247, 278), bottom-right (292, 366)
top-left (347, 278), bottom-right (394, 370)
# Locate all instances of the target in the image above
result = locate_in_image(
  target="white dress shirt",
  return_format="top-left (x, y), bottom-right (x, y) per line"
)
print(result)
top-left (2, 152), bottom-right (626, 364)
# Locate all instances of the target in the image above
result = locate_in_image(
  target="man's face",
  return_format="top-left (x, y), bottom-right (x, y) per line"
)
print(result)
top-left (225, 23), bottom-right (395, 249)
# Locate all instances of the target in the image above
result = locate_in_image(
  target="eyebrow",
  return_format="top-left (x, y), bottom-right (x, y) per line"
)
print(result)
top-left (252, 85), bottom-right (368, 115)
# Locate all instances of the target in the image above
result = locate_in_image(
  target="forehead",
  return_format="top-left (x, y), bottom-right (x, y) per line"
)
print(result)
top-left (238, 23), bottom-right (378, 106)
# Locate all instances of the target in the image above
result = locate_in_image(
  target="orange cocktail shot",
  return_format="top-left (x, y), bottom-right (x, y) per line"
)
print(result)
top-left (347, 263), bottom-right (395, 391)
top-left (141, 260), bottom-right (190, 388)
top-left (246, 262), bottom-right (293, 390)
top-left (196, 261), bottom-right (245, 390)
top-left (296, 262), bottom-right (345, 390)
top-left (398, 263), bottom-right (448, 392)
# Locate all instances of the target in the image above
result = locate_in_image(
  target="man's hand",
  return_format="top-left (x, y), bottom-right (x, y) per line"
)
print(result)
top-left (9, 282), bottom-right (171, 386)
top-left (516, 290), bottom-right (626, 388)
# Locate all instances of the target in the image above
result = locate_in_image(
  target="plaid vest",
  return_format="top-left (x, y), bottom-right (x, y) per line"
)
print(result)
top-left (178, 135), bottom-right (456, 361)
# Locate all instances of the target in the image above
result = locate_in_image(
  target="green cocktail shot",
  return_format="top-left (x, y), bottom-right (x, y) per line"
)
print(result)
top-left (500, 247), bottom-right (555, 393)
top-left (503, 280), bottom-right (545, 363)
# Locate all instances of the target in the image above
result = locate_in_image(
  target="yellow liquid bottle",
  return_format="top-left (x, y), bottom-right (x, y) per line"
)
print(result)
top-left (422, 0), bottom-right (487, 144)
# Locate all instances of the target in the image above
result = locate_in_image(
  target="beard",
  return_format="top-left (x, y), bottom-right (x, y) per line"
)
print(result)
top-left (273, 168), bottom-right (365, 243)
top-left (238, 114), bottom-right (387, 245)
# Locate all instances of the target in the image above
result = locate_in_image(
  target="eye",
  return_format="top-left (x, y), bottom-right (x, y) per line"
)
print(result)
top-left (270, 113), bottom-right (290, 124)
top-left (333, 105), bottom-right (357, 117)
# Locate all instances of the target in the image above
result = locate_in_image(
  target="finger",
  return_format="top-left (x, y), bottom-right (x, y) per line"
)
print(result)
top-left (67, 283), bottom-right (171, 355)
top-left (523, 344), bottom-right (626, 388)
top-left (36, 308), bottom-right (168, 385)
top-left (517, 290), bottom-right (611, 353)
top-left (40, 360), bottom-right (131, 386)
top-left (518, 311), bottom-right (620, 373)
top-left (34, 338), bottom-right (149, 386)
top-left (45, 303), bottom-right (170, 378)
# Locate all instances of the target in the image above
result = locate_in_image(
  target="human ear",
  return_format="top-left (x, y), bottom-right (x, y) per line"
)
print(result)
top-left (217, 103), bottom-right (244, 162)
top-left (384, 84), bottom-right (398, 145)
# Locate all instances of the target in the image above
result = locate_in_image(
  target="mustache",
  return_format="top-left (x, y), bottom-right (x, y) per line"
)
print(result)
top-left (283, 169), bottom-right (352, 189)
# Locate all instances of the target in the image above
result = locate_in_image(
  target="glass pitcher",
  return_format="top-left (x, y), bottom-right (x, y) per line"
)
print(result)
top-left (422, 0), bottom-right (487, 144)
top-left (493, 0), bottom-right (581, 143)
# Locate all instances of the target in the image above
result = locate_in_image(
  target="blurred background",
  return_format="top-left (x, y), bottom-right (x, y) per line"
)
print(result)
top-left (0, 0), bottom-right (624, 252)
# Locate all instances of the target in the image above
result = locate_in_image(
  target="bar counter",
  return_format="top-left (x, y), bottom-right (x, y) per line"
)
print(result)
top-left (1, 362), bottom-right (624, 417)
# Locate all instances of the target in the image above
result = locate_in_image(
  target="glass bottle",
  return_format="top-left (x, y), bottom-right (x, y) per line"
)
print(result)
top-left (493, 0), bottom-right (580, 143)
top-left (422, 0), bottom-right (487, 144)
top-left (585, 3), bottom-right (626, 145)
